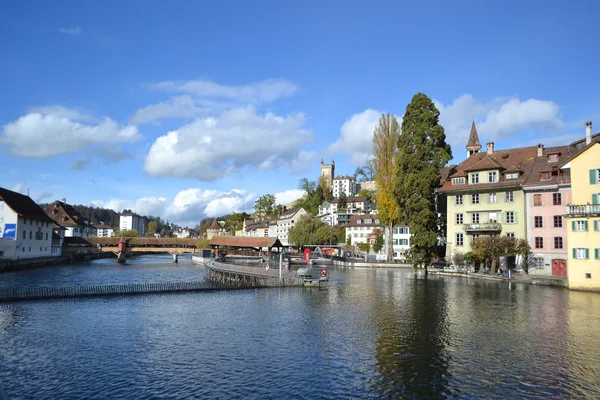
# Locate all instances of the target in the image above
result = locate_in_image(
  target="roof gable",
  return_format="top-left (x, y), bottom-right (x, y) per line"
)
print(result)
top-left (0, 187), bottom-right (56, 224)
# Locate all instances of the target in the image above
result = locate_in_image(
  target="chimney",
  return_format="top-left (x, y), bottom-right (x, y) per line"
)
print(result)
top-left (486, 142), bottom-right (494, 155)
top-left (537, 143), bottom-right (544, 157)
top-left (586, 121), bottom-right (592, 145)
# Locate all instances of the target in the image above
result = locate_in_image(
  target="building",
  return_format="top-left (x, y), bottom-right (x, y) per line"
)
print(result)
top-left (563, 121), bottom-right (600, 291)
top-left (45, 200), bottom-right (93, 237)
top-left (356, 180), bottom-right (376, 193)
top-left (276, 208), bottom-right (308, 246)
top-left (120, 212), bottom-right (145, 236)
top-left (206, 219), bottom-right (228, 239)
top-left (320, 159), bottom-right (335, 190)
top-left (0, 187), bottom-right (56, 259)
top-left (440, 122), bottom-right (538, 260)
top-left (390, 226), bottom-right (411, 261)
top-left (523, 144), bottom-right (572, 275)
top-left (332, 175), bottom-right (356, 198)
top-left (173, 227), bottom-right (197, 239)
top-left (93, 223), bottom-right (115, 237)
top-left (244, 219), bottom-right (271, 238)
top-left (345, 214), bottom-right (382, 246)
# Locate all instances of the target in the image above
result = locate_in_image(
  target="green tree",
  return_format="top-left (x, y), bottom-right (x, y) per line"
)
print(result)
top-left (147, 221), bottom-right (158, 234)
top-left (293, 178), bottom-right (324, 216)
top-left (358, 188), bottom-right (376, 200)
top-left (394, 93), bottom-right (452, 271)
top-left (372, 228), bottom-right (384, 253)
top-left (288, 214), bottom-right (325, 247)
top-left (471, 236), bottom-right (518, 274)
top-left (338, 191), bottom-right (348, 211)
top-left (118, 229), bottom-right (139, 237)
top-left (196, 238), bottom-right (211, 249)
top-left (254, 194), bottom-right (276, 218)
top-left (355, 158), bottom-right (376, 182)
top-left (373, 113), bottom-right (401, 262)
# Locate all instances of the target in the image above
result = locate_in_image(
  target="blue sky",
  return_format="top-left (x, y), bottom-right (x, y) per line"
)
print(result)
top-left (1, 1), bottom-right (599, 226)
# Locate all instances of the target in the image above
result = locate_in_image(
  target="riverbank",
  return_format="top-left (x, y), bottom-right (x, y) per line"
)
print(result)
top-left (428, 270), bottom-right (568, 288)
top-left (0, 252), bottom-right (113, 273)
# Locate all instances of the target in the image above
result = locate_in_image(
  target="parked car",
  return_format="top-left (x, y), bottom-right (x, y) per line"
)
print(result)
top-left (431, 259), bottom-right (447, 268)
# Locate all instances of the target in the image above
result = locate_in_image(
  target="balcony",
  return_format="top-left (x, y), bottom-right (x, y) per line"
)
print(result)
top-left (463, 222), bottom-right (502, 232)
top-left (565, 204), bottom-right (600, 218)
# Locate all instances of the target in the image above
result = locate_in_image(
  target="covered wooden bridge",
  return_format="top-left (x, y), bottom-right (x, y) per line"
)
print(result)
top-left (210, 236), bottom-right (283, 256)
top-left (85, 237), bottom-right (198, 254)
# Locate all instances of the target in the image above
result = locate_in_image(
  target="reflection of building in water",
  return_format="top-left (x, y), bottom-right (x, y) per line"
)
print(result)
top-left (567, 290), bottom-right (600, 386)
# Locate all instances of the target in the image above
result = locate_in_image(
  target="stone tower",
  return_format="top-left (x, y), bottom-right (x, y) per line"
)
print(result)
top-left (320, 158), bottom-right (335, 189)
top-left (466, 121), bottom-right (482, 158)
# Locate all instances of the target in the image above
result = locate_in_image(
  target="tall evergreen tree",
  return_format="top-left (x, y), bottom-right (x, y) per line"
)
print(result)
top-left (394, 93), bottom-right (452, 271)
top-left (373, 113), bottom-right (401, 262)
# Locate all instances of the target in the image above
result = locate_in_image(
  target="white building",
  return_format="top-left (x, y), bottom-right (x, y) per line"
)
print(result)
top-left (0, 187), bottom-right (56, 259)
top-left (390, 226), bottom-right (411, 261)
top-left (45, 200), bottom-right (93, 237)
top-left (268, 220), bottom-right (278, 238)
top-left (173, 227), bottom-right (197, 239)
top-left (93, 224), bottom-right (115, 237)
top-left (276, 208), bottom-right (308, 246)
top-left (345, 214), bottom-right (382, 246)
top-left (332, 176), bottom-right (357, 198)
top-left (120, 213), bottom-right (145, 236)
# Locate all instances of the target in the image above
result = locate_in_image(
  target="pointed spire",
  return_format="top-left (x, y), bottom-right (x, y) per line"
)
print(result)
top-left (466, 121), bottom-right (482, 153)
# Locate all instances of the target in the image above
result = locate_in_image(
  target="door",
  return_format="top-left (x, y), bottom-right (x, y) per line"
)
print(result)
top-left (552, 259), bottom-right (567, 276)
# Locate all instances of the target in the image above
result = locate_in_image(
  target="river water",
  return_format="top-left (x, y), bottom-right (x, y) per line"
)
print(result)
top-left (0, 255), bottom-right (599, 399)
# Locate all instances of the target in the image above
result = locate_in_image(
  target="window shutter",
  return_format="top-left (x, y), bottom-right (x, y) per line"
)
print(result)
top-left (595, 220), bottom-right (600, 231)
top-left (584, 221), bottom-right (588, 231)
top-left (591, 169), bottom-right (598, 185)
top-left (593, 194), bottom-right (599, 205)
top-left (573, 248), bottom-right (577, 258)
top-left (596, 249), bottom-right (600, 260)
top-left (572, 221), bottom-right (576, 231)
top-left (585, 248), bottom-right (589, 259)
top-left (514, 212), bottom-right (518, 224)
top-left (502, 212), bottom-right (506, 223)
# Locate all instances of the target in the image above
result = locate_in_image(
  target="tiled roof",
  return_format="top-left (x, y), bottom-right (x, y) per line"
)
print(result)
top-left (441, 146), bottom-right (538, 193)
top-left (0, 187), bottom-right (56, 224)
top-left (560, 132), bottom-right (600, 167)
top-left (466, 121), bottom-right (482, 150)
top-left (208, 219), bottom-right (221, 230)
top-left (346, 214), bottom-right (382, 228)
top-left (44, 200), bottom-right (89, 227)
top-left (333, 175), bottom-right (356, 180)
top-left (210, 236), bottom-right (283, 248)
top-left (279, 207), bottom-right (303, 219)
top-left (524, 145), bottom-right (575, 187)
top-left (330, 196), bottom-right (369, 204)
top-left (93, 224), bottom-right (114, 230)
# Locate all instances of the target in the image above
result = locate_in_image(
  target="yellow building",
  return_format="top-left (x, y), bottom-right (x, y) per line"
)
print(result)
top-left (563, 135), bottom-right (600, 291)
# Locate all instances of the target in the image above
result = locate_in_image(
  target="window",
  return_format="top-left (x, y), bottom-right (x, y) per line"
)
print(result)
top-left (574, 248), bottom-right (589, 259)
top-left (375, 219), bottom-right (380, 224)
top-left (573, 220), bottom-right (588, 232)
top-left (472, 234), bottom-right (480, 239)
top-left (506, 172), bottom-right (518, 180)
top-left (506, 232), bottom-right (515, 238)
top-left (554, 237), bottom-right (563, 249)
top-left (488, 172), bottom-right (497, 182)
top-left (455, 195), bottom-right (463, 205)
top-left (535, 237), bottom-right (543, 249)
top-left (489, 212), bottom-right (498, 223)
top-left (23, 230), bottom-right (26, 239)
top-left (488, 193), bottom-right (497, 204)
top-left (453, 177), bottom-right (465, 185)
top-left (534, 216), bottom-right (543, 228)
top-left (548, 153), bottom-right (559, 162)
top-left (470, 173), bottom-right (479, 184)
top-left (533, 194), bottom-right (542, 206)
top-left (506, 191), bottom-right (514, 202)
top-left (553, 193), bottom-right (562, 205)
top-left (456, 233), bottom-right (464, 246)
top-left (29, 231), bottom-right (32, 240)
top-left (540, 171), bottom-right (551, 181)
top-left (472, 194), bottom-right (480, 204)
top-left (506, 211), bottom-right (515, 224)
top-left (455, 213), bottom-right (463, 224)
top-left (590, 169), bottom-right (600, 184)
top-left (471, 213), bottom-right (480, 224)
top-left (357, 219), bottom-right (362, 224)
top-left (554, 216), bottom-right (563, 228)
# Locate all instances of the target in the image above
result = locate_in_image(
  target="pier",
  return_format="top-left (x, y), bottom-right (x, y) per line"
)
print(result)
top-left (205, 260), bottom-right (305, 288)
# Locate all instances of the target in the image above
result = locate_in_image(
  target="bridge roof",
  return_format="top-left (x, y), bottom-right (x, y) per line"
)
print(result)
top-left (210, 236), bottom-right (283, 249)
top-left (86, 237), bottom-right (197, 247)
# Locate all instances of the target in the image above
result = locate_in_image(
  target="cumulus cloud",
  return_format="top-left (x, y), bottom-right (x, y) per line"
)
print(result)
top-left (434, 94), bottom-right (563, 160)
top-left (0, 108), bottom-right (141, 159)
top-left (144, 106), bottom-right (312, 180)
top-left (59, 27), bottom-right (83, 36)
top-left (275, 189), bottom-right (305, 206)
top-left (129, 95), bottom-right (210, 125)
top-left (328, 109), bottom-right (382, 164)
top-left (93, 188), bottom-right (258, 226)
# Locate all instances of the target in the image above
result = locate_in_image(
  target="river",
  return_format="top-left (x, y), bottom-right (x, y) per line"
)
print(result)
top-left (0, 254), bottom-right (599, 399)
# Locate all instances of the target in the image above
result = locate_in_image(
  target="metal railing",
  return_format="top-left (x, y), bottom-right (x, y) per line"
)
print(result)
top-left (565, 204), bottom-right (600, 217)
top-left (463, 222), bottom-right (502, 232)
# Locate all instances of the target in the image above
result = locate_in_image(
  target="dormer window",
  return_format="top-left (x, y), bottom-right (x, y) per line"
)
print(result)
top-left (547, 153), bottom-right (559, 162)
top-left (452, 177), bottom-right (465, 185)
top-left (470, 173), bottom-right (479, 184)
top-left (488, 172), bottom-right (497, 183)
top-left (375, 219), bottom-right (380, 224)
top-left (506, 172), bottom-right (518, 180)
top-left (366, 219), bottom-right (372, 224)
top-left (541, 171), bottom-right (551, 181)
top-left (357, 219), bottom-right (362, 224)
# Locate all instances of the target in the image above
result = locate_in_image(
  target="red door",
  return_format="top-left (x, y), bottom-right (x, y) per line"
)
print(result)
top-left (552, 259), bottom-right (567, 276)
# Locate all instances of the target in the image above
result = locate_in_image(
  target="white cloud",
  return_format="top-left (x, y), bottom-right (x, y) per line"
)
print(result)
top-left (434, 94), bottom-right (563, 160)
top-left (59, 27), bottom-right (83, 36)
top-left (275, 189), bottom-right (305, 206)
top-left (129, 95), bottom-right (210, 124)
top-left (28, 105), bottom-right (96, 122)
top-left (149, 78), bottom-right (298, 103)
top-left (144, 106), bottom-right (313, 180)
top-left (328, 109), bottom-right (382, 164)
top-left (93, 188), bottom-right (258, 226)
top-left (1, 108), bottom-right (141, 159)
top-left (11, 181), bottom-right (25, 194)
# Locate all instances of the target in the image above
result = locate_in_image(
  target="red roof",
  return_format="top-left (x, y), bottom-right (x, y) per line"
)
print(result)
top-left (210, 236), bottom-right (283, 248)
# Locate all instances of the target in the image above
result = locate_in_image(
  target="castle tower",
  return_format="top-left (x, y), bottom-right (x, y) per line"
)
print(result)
top-left (320, 158), bottom-right (335, 189)
top-left (466, 121), bottom-right (482, 158)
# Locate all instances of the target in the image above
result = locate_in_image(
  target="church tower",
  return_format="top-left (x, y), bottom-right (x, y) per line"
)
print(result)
top-left (320, 158), bottom-right (335, 189)
top-left (466, 121), bottom-right (482, 158)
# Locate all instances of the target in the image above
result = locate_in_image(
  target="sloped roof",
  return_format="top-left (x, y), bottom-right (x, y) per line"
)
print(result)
top-left (466, 121), bottom-right (482, 150)
top-left (346, 214), bottom-right (382, 228)
top-left (463, 156), bottom-right (504, 172)
top-left (44, 200), bottom-right (89, 227)
top-left (210, 236), bottom-right (283, 248)
top-left (208, 219), bottom-right (221, 230)
top-left (92, 224), bottom-right (114, 230)
top-left (0, 187), bottom-right (56, 224)
top-left (279, 207), bottom-right (304, 219)
top-left (524, 145), bottom-right (574, 188)
top-left (330, 196), bottom-right (369, 204)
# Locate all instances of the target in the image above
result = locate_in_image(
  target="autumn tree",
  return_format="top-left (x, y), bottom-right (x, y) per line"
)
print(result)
top-left (394, 93), bottom-right (452, 271)
top-left (471, 236), bottom-right (520, 274)
top-left (371, 228), bottom-right (384, 253)
top-left (355, 158), bottom-right (376, 182)
top-left (373, 113), bottom-right (401, 262)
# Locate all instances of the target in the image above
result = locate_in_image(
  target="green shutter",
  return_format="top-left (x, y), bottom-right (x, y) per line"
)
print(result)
top-left (595, 220), bottom-right (600, 231)
top-left (593, 194), bottom-right (599, 205)
top-left (585, 249), bottom-right (589, 259)
top-left (573, 248), bottom-right (577, 258)
top-left (591, 169), bottom-right (598, 185)
top-left (595, 249), bottom-right (600, 260)
top-left (514, 212), bottom-right (518, 224)
top-left (572, 221), bottom-right (576, 231)
top-left (584, 221), bottom-right (589, 231)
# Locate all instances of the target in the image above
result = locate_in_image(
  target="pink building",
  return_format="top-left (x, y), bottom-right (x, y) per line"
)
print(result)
top-left (524, 144), bottom-right (573, 275)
